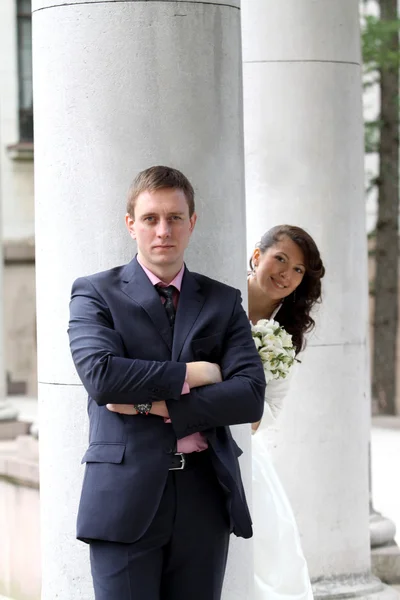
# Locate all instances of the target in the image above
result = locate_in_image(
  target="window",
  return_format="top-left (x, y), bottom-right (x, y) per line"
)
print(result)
top-left (17, 0), bottom-right (33, 142)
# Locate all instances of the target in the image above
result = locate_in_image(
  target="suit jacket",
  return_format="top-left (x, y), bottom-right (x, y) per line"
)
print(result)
top-left (68, 256), bottom-right (265, 543)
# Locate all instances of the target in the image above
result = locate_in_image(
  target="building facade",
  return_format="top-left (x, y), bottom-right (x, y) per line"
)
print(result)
top-left (0, 0), bottom-right (36, 397)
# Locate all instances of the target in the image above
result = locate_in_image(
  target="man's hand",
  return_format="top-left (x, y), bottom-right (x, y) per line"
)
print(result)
top-left (150, 401), bottom-right (169, 418)
top-left (106, 401), bottom-right (169, 419)
top-left (186, 361), bottom-right (222, 389)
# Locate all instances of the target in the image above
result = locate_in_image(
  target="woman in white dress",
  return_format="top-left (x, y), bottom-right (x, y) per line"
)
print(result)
top-left (247, 225), bottom-right (325, 600)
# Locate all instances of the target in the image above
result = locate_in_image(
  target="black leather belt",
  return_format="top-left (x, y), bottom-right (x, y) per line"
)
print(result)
top-left (168, 451), bottom-right (208, 471)
top-left (169, 452), bottom-right (190, 471)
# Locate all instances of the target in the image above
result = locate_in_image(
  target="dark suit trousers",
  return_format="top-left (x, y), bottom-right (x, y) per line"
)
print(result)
top-left (89, 451), bottom-right (230, 600)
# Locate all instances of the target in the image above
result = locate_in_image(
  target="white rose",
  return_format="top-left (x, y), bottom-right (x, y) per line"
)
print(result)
top-left (253, 336), bottom-right (262, 349)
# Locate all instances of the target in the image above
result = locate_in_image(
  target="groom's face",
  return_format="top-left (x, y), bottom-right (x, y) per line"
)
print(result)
top-left (125, 187), bottom-right (197, 279)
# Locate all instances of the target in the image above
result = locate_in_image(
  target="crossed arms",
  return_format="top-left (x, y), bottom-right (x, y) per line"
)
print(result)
top-left (68, 276), bottom-right (265, 437)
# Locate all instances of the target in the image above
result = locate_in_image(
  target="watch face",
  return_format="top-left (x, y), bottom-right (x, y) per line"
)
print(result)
top-left (135, 403), bottom-right (152, 414)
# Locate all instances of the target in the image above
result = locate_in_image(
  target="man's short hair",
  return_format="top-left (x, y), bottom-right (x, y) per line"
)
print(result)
top-left (127, 166), bottom-right (195, 217)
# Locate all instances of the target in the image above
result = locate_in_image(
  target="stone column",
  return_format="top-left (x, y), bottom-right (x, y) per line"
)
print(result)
top-left (32, 1), bottom-right (251, 599)
top-left (242, 1), bottom-right (395, 598)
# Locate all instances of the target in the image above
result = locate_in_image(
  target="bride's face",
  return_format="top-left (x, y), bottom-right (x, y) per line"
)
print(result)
top-left (253, 236), bottom-right (306, 301)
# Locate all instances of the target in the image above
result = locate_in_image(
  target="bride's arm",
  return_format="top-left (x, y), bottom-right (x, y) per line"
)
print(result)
top-left (252, 363), bottom-right (297, 434)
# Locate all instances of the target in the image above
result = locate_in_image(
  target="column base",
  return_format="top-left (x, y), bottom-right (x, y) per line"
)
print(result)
top-left (312, 574), bottom-right (398, 600)
top-left (369, 509), bottom-right (400, 585)
top-left (370, 510), bottom-right (397, 548)
top-left (372, 545), bottom-right (400, 586)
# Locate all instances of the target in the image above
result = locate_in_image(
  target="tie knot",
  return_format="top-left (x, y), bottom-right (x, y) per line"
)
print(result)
top-left (156, 285), bottom-right (175, 301)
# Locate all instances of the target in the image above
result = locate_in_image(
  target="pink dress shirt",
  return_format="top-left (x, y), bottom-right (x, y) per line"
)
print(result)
top-left (137, 257), bottom-right (208, 453)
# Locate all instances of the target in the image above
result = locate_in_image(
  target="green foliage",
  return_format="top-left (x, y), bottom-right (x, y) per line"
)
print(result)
top-left (362, 15), bottom-right (400, 74)
top-left (364, 119), bottom-right (381, 153)
top-left (361, 6), bottom-right (400, 194)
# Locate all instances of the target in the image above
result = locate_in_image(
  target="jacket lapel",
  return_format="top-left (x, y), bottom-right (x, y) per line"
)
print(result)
top-left (172, 269), bottom-right (205, 361)
top-left (121, 257), bottom-right (172, 351)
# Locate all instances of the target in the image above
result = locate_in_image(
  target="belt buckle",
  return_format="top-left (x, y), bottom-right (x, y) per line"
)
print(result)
top-left (170, 452), bottom-right (186, 470)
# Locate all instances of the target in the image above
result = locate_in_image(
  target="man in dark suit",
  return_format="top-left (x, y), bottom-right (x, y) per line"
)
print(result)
top-left (68, 166), bottom-right (265, 600)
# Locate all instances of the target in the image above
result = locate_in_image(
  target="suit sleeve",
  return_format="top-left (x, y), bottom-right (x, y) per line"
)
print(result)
top-left (166, 290), bottom-right (266, 436)
top-left (68, 277), bottom-right (187, 406)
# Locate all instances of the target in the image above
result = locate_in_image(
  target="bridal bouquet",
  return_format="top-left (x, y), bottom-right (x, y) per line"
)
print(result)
top-left (251, 319), bottom-right (296, 383)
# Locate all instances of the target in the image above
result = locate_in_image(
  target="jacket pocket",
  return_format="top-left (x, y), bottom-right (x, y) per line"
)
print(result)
top-left (81, 442), bottom-right (126, 464)
top-left (191, 333), bottom-right (222, 361)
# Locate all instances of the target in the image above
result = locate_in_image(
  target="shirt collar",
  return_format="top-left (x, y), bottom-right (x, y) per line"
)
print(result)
top-left (137, 255), bottom-right (185, 292)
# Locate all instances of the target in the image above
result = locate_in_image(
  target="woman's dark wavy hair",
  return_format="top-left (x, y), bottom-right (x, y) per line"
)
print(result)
top-left (250, 225), bottom-right (325, 354)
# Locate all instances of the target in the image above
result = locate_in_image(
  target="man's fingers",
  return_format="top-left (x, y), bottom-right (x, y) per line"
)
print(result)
top-left (106, 404), bottom-right (137, 415)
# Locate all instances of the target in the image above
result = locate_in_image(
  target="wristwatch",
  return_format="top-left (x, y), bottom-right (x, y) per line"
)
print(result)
top-left (133, 402), bottom-right (152, 415)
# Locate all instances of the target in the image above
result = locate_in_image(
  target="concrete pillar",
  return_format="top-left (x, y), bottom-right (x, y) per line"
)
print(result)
top-left (32, 1), bottom-right (251, 599)
top-left (242, 1), bottom-right (395, 598)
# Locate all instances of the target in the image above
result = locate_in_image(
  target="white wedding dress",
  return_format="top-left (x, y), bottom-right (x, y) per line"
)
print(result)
top-left (252, 309), bottom-right (313, 600)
